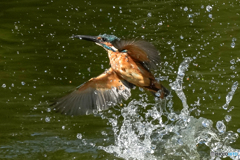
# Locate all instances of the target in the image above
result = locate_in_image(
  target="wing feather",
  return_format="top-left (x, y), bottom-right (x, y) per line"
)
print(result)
top-left (52, 68), bottom-right (131, 115)
top-left (113, 40), bottom-right (160, 70)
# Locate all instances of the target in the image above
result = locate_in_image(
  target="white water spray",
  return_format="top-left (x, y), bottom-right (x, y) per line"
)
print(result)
top-left (100, 57), bottom-right (239, 160)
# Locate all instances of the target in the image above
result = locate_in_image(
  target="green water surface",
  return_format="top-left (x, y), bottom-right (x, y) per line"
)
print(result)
top-left (0, 0), bottom-right (239, 159)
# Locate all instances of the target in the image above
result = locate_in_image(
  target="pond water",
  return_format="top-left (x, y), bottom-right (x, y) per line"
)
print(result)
top-left (0, 0), bottom-right (240, 159)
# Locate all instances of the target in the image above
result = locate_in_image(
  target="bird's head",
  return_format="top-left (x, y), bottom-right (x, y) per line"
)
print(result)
top-left (73, 34), bottom-right (120, 52)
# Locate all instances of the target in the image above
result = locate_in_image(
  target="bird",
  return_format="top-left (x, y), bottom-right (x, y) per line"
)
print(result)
top-left (51, 34), bottom-right (169, 116)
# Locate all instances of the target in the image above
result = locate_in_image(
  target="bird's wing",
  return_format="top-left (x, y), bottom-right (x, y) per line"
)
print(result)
top-left (52, 68), bottom-right (131, 116)
top-left (112, 40), bottom-right (160, 70)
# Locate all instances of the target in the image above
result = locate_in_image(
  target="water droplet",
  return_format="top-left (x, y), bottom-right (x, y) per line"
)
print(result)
top-left (184, 7), bottom-right (188, 11)
top-left (155, 92), bottom-right (160, 97)
top-left (208, 14), bottom-right (212, 18)
top-left (77, 133), bottom-right (82, 139)
top-left (237, 128), bottom-right (240, 133)
top-left (231, 42), bottom-right (235, 48)
top-left (230, 59), bottom-right (235, 64)
top-left (216, 121), bottom-right (226, 133)
top-left (230, 66), bottom-right (235, 70)
top-left (147, 12), bottom-right (152, 17)
top-left (47, 108), bottom-right (51, 112)
top-left (62, 126), bottom-right (65, 130)
top-left (232, 37), bottom-right (237, 42)
top-left (167, 40), bottom-right (172, 45)
top-left (228, 106), bottom-right (234, 112)
top-left (158, 21), bottom-right (163, 26)
top-left (206, 5), bottom-right (212, 12)
top-left (188, 14), bottom-right (193, 18)
top-left (45, 117), bottom-right (50, 122)
top-left (2, 84), bottom-right (6, 88)
top-left (224, 115), bottom-right (231, 122)
top-left (101, 131), bottom-right (107, 136)
top-left (180, 35), bottom-right (184, 39)
top-left (21, 81), bottom-right (25, 85)
top-left (87, 67), bottom-right (91, 72)
top-left (222, 104), bottom-right (228, 110)
top-left (222, 81), bottom-right (238, 110)
top-left (139, 87), bottom-right (144, 92)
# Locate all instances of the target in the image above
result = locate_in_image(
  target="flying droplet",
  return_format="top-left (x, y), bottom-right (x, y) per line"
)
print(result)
top-left (224, 115), bottom-right (231, 122)
top-left (216, 121), bottom-right (226, 133)
top-left (77, 133), bottom-right (82, 139)
top-left (45, 117), bottom-right (50, 122)
top-left (158, 21), bottom-right (163, 26)
top-left (230, 59), bottom-right (235, 64)
top-left (231, 42), bottom-right (235, 48)
top-left (147, 12), bottom-right (152, 17)
top-left (232, 37), bottom-right (237, 42)
top-left (206, 5), bottom-right (212, 12)
top-left (2, 84), bottom-right (6, 88)
top-left (237, 128), bottom-right (240, 133)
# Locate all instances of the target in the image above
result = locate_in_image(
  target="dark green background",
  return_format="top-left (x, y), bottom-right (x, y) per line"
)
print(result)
top-left (0, 0), bottom-right (239, 159)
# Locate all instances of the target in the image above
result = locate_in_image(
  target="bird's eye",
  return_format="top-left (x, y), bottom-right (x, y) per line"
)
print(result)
top-left (102, 37), bottom-right (107, 41)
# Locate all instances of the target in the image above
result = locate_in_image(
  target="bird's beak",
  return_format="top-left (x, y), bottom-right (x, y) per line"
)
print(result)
top-left (71, 35), bottom-right (100, 43)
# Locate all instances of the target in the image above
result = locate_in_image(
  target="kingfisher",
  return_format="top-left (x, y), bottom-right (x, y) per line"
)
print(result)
top-left (52, 34), bottom-right (169, 115)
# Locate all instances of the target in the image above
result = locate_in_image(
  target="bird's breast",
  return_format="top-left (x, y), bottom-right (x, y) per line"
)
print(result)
top-left (108, 51), bottom-right (151, 87)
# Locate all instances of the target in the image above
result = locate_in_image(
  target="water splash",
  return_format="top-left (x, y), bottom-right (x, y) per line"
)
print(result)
top-left (222, 81), bottom-right (238, 110)
top-left (99, 57), bottom-right (239, 159)
top-left (169, 57), bottom-right (192, 115)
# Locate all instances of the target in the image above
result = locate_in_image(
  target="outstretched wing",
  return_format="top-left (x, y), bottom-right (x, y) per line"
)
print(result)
top-left (112, 40), bottom-right (160, 70)
top-left (52, 68), bottom-right (132, 116)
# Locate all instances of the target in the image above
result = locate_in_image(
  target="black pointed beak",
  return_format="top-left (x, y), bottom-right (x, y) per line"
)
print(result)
top-left (71, 35), bottom-right (100, 43)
